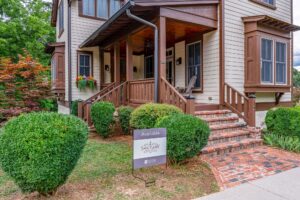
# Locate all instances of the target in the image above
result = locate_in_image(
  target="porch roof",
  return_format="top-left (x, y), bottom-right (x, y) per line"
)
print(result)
top-left (80, 0), bottom-right (219, 48)
top-left (242, 15), bottom-right (300, 32)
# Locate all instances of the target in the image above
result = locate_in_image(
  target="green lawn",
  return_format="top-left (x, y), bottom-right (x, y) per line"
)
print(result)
top-left (0, 137), bottom-right (219, 200)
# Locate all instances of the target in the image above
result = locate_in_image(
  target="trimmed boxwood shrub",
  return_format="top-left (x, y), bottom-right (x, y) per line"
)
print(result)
top-left (118, 106), bottom-right (134, 134)
top-left (130, 103), bottom-right (182, 129)
top-left (155, 114), bottom-right (210, 163)
top-left (265, 107), bottom-right (300, 137)
top-left (0, 112), bottom-right (88, 194)
top-left (91, 101), bottom-right (115, 138)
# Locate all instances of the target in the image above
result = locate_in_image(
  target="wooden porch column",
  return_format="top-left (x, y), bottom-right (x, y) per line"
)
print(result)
top-left (159, 16), bottom-right (166, 79)
top-left (114, 42), bottom-right (121, 84)
top-left (126, 36), bottom-right (133, 81)
top-left (247, 93), bottom-right (256, 127)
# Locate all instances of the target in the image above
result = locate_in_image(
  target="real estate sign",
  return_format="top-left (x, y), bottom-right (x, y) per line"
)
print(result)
top-left (133, 128), bottom-right (167, 170)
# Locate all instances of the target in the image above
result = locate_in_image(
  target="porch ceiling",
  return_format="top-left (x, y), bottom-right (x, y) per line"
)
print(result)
top-left (80, 0), bottom-right (219, 48)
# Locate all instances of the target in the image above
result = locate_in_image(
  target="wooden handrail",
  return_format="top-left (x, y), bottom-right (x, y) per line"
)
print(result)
top-left (224, 83), bottom-right (256, 126)
top-left (83, 82), bottom-right (116, 105)
top-left (160, 77), bottom-right (194, 114)
top-left (128, 79), bottom-right (155, 104)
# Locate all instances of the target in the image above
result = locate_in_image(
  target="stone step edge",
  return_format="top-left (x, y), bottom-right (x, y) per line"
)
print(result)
top-left (202, 116), bottom-right (239, 123)
top-left (208, 130), bottom-right (251, 141)
top-left (195, 110), bottom-right (232, 116)
top-left (210, 123), bottom-right (247, 131)
top-left (201, 138), bottom-right (263, 154)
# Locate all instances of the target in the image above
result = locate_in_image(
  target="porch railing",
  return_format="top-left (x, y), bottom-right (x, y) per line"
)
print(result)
top-left (128, 79), bottom-right (155, 105)
top-left (224, 83), bottom-right (256, 126)
top-left (160, 77), bottom-right (195, 114)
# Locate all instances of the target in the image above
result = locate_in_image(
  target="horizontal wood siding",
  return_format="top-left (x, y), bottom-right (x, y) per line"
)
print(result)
top-left (224, 0), bottom-right (292, 103)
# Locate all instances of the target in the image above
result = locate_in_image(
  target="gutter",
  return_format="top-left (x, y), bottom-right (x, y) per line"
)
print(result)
top-left (68, 1), bottom-right (72, 109)
top-left (126, 8), bottom-right (159, 103)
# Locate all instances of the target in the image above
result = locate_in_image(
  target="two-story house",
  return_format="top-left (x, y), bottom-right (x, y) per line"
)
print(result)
top-left (47, 0), bottom-right (299, 130)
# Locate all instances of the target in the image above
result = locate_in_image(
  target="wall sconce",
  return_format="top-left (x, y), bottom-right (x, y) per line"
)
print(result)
top-left (133, 66), bottom-right (138, 73)
top-left (105, 65), bottom-right (110, 71)
top-left (176, 57), bottom-right (182, 65)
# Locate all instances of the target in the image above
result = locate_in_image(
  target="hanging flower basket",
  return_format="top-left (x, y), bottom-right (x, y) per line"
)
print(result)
top-left (76, 76), bottom-right (97, 91)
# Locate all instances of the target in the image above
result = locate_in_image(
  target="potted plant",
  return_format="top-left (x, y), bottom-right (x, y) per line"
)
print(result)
top-left (76, 76), bottom-right (97, 90)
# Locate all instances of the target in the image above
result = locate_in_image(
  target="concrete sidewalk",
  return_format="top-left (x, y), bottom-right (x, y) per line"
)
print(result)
top-left (196, 167), bottom-right (300, 200)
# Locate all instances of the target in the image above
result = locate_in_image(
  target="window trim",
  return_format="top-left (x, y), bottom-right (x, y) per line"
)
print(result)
top-left (260, 38), bottom-right (274, 85)
top-left (78, 0), bottom-right (121, 21)
top-left (186, 40), bottom-right (203, 92)
top-left (249, 0), bottom-right (276, 10)
top-left (58, 0), bottom-right (64, 38)
top-left (275, 41), bottom-right (288, 85)
top-left (77, 51), bottom-right (94, 78)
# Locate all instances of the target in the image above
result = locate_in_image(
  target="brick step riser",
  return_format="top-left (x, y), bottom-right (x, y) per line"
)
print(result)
top-left (196, 113), bottom-right (231, 119)
top-left (208, 134), bottom-right (251, 146)
top-left (211, 127), bottom-right (247, 134)
top-left (201, 141), bottom-right (263, 157)
top-left (205, 119), bottom-right (239, 126)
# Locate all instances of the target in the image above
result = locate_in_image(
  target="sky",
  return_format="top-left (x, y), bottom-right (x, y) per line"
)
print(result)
top-left (294, 1), bottom-right (300, 68)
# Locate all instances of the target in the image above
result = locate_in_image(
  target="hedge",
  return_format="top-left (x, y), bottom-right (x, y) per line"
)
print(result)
top-left (118, 106), bottom-right (134, 134)
top-left (265, 107), bottom-right (300, 137)
top-left (155, 114), bottom-right (210, 163)
top-left (0, 112), bottom-right (88, 194)
top-left (130, 103), bottom-right (182, 129)
top-left (91, 101), bottom-right (115, 138)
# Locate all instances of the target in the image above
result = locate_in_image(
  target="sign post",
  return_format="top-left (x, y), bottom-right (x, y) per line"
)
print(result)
top-left (132, 128), bottom-right (167, 186)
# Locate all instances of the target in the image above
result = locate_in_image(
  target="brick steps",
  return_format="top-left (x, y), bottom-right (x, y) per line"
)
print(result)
top-left (196, 109), bottom-right (262, 157)
top-left (208, 130), bottom-right (251, 145)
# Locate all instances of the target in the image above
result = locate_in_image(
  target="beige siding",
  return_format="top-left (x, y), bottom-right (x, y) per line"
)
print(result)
top-left (224, 0), bottom-right (292, 103)
top-left (133, 55), bottom-right (145, 80)
top-left (70, 0), bottom-right (104, 101)
top-left (175, 41), bottom-right (186, 88)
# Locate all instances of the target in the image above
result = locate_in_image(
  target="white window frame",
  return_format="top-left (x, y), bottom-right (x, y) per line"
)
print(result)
top-left (262, 0), bottom-right (275, 6)
top-left (186, 41), bottom-right (202, 90)
top-left (275, 41), bottom-right (288, 85)
top-left (78, 53), bottom-right (92, 77)
top-left (260, 38), bottom-right (274, 85)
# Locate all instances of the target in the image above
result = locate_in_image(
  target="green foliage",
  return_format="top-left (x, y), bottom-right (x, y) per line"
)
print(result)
top-left (155, 114), bottom-right (210, 163)
top-left (0, 0), bottom-right (55, 65)
top-left (293, 68), bottom-right (300, 88)
top-left (130, 103), bottom-right (182, 129)
top-left (71, 100), bottom-right (81, 116)
top-left (264, 132), bottom-right (300, 153)
top-left (39, 99), bottom-right (58, 112)
top-left (265, 107), bottom-right (300, 137)
top-left (91, 102), bottom-right (115, 138)
top-left (118, 106), bottom-right (134, 134)
top-left (0, 112), bottom-right (88, 194)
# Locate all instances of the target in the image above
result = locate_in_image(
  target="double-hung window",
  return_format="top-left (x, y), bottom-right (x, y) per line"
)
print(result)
top-left (260, 38), bottom-right (287, 85)
top-left (79, 53), bottom-right (92, 77)
top-left (276, 42), bottom-right (287, 84)
top-left (261, 38), bottom-right (273, 84)
top-left (58, 0), bottom-right (64, 35)
top-left (262, 0), bottom-right (274, 5)
top-left (81, 0), bottom-right (120, 19)
top-left (187, 42), bottom-right (202, 89)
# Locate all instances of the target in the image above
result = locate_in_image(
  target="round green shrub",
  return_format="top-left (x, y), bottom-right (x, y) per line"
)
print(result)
top-left (155, 114), bottom-right (210, 163)
top-left (0, 112), bottom-right (88, 194)
top-left (91, 101), bottom-right (115, 138)
top-left (118, 106), bottom-right (134, 134)
top-left (130, 103), bottom-right (182, 129)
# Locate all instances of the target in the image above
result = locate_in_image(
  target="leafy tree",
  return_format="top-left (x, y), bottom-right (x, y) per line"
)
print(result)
top-left (0, 0), bottom-right (55, 65)
top-left (293, 68), bottom-right (300, 88)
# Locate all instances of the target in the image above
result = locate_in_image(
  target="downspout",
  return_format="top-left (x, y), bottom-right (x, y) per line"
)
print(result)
top-left (68, 1), bottom-right (72, 109)
top-left (126, 8), bottom-right (159, 103)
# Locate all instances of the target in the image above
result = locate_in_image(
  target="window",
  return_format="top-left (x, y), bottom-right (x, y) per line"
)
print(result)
top-left (249, 0), bottom-right (276, 9)
top-left (78, 53), bottom-right (92, 77)
top-left (145, 56), bottom-right (154, 79)
top-left (276, 42), bottom-right (287, 84)
top-left (58, 0), bottom-right (64, 35)
top-left (262, 0), bottom-right (274, 5)
top-left (261, 38), bottom-right (273, 84)
top-left (51, 57), bottom-right (57, 82)
top-left (80, 0), bottom-right (120, 19)
top-left (187, 42), bottom-right (201, 89)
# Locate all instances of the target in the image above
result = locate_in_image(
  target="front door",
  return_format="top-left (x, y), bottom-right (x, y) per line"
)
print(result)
top-left (166, 48), bottom-right (174, 85)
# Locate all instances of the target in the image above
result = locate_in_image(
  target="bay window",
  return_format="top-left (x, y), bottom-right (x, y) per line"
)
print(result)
top-left (80, 0), bottom-right (121, 19)
top-left (260, 38), bottom-right (287, 85)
